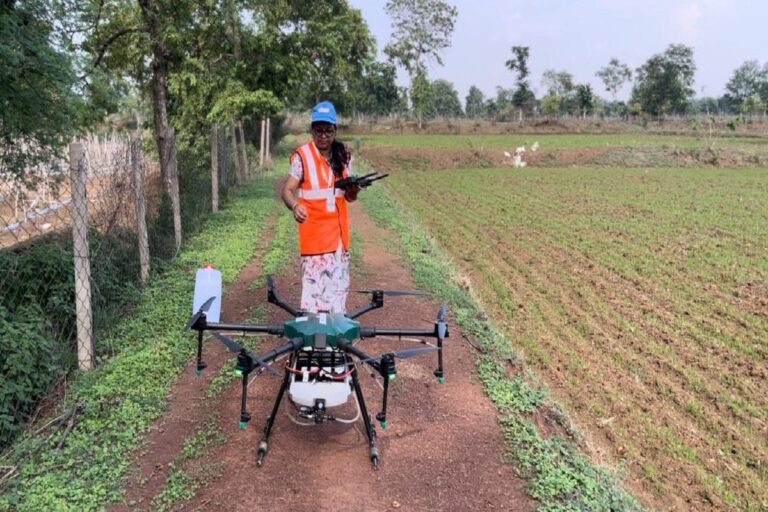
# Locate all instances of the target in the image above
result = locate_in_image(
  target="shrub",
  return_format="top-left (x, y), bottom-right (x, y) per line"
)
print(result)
top-left (0, 304), bottom-right (63, 445)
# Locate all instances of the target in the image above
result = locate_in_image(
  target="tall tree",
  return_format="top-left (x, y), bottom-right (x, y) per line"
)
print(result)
top-left (429, 79), bottom-right (463, 118)
top-left (541, 69), bottom-right (574, 115)
top-left (575, 84), bottom-right (595, 118)
top-left (724, 60), bottom-right (767, 114)
top-left (505, 45), bottom-right (534, 120)
top-left (352, 61), bottom-right (400, 118)
top-left (384, 0), bottom-right (458, 128)
top-left (631, 44), bottom-right (696, 118)
top-left (259, 1), bottom-right (374, 110)
top-left (596, 57), bottom-right (632, 103)
top-left (465, 85), bottom-right (485, 118)
top-left (410, 68), bottom-right (433, 125)
top-left (1, 1), bottom-right (82, 179)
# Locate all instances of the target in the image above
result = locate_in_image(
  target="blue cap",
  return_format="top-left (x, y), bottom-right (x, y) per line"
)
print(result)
top-left (311, 101), bottom-right (337, 125)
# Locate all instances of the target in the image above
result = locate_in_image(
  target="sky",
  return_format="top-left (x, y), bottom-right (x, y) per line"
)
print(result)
top-left (348, 0), bottom-right (768, 102)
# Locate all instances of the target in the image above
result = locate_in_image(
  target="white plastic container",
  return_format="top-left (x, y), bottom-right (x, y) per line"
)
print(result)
top-left (192, 263), bottom-right (222, 324)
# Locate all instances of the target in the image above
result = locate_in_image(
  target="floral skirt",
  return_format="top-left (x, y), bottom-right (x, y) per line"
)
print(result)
top-left (299, 243), bottom-right (349, 314)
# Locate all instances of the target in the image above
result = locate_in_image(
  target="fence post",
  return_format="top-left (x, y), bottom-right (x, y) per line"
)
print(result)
top-left (218, 125), bottom-right (227, 189)
top-left (265, 118), bottom-right (271, 164)
top-left (69, 142), bottom-right (93, 370)
top-left (259, 118), bottom-right (266, 168)
top-left (231, 123), bottom-right (242, 185)
top-left (210, 124), bottom-right (219, 212)
top-left (238, 121), bottom-right (249, 178)
top-left (131, 133), bottom-right (150, 284)
top-left (168, 128), bottom-right (182, 252)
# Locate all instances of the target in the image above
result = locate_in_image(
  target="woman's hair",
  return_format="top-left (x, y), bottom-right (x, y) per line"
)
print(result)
top-left (329, 140), bottom-right (350, 177)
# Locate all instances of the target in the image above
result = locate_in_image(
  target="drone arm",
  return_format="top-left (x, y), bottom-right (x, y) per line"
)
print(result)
top-left (248, 337), bottom-right (304, 369)
top-left (347, 290), bottom-right (384, 320)
top-left (360, 327), bottom-right (439, 338)
top-left (267, 275), bottom-right (302, 317)
top-left (202, 322), bottom-right (284, 336)
top-left (337, 339), bottom-right (381, 372)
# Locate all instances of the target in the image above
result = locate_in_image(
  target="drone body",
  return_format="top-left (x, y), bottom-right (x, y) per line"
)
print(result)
top-left (186, 273), bottom-right (448, 467)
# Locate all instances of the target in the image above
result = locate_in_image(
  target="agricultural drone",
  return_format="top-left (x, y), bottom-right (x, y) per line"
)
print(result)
top-left (185, 274), bottom-right (448, 468)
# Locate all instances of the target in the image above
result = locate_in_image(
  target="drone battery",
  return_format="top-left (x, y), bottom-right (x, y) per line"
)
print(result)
top-left (288, 349), bottom-right (352, 407)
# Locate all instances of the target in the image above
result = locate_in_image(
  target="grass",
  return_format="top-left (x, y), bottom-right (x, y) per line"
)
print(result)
top-left (359, 176), bottom-right (643, 511)
top-left (152, 413), bottom-right (226, 512)
top-left (0, 176), bottom-right (278, 512)
top-left (380, 162), bottom-right (768, 509)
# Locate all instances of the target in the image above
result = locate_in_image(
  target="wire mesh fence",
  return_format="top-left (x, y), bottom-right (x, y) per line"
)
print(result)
top-left (1, 134), bottom-right (162, 363)
top-left (0, 119), bottom-right (274, 445)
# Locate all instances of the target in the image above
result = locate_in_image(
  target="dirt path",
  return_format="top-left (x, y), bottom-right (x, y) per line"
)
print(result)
top-left (114, 201), bottom-right (533, 512)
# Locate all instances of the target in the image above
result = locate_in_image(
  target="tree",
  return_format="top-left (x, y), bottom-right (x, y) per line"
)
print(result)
top-left (384, 0), bottom-right (458, 128)
top-left (631, 44), bottom-right (696, 118)
top-left (353, 61), bottom-right (400, 118)
top-left (465, 86), bottom-right (485, 118)
top-left (491, 86), bottom-right (515, 120)
top-left (541, 69), bottom-right (574, 97)
top-left (505, 46), bottom-right (533, 120)
top-left (430, 79), bottom-right (463, 118)
top-left (540, 93), bottom-right (561, 117)
top-left (724, 60), bottom-right (768, 114)
top-left (596, 58), bottom-right (632, 104)
top-left (541, 69), bottom-right (574, 115)
top-left (575, 84), bottom-right (595, 118)
top-left (410, 68), bottom-right (433, 125)
top-left (260, 1), bottom-right (375, 110)
top-left (1, 1), bottom-right (82, 179)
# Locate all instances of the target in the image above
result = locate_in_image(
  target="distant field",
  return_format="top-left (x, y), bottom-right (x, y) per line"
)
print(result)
top-left (356, 132), bottom-right (768, 152)
top-left (383, 163), bottom-right (768, 509)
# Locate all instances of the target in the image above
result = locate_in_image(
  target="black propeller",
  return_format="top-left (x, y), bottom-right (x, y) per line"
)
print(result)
top-left (213, 333), bottom-right (281, 376)
top-left (185, 296), bottom-right (217, 330)
top-left (354, 289), bottom-right (429, 297)
top-left (355, 345), bottom-right (439, 364)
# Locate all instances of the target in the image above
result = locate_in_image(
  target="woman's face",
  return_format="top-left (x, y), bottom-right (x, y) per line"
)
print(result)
top-left (311, 122), bottom-right (336, 151)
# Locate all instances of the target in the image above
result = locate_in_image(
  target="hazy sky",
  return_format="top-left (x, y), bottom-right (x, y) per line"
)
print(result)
top-left (348, 0), bottom-right (768, 102)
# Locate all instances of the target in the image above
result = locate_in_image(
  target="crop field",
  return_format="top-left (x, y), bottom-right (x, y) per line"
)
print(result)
top-left (357, 132), bottom-right (768, 151)
top-left (366, 135), bottom-right (768, 510)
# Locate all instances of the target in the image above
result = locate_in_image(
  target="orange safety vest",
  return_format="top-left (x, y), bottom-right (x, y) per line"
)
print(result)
top-left (293, 141), bottom-right (350, 256)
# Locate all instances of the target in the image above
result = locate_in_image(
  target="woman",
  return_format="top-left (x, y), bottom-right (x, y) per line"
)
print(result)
top-left (281, 101), bottom-right (359, 314)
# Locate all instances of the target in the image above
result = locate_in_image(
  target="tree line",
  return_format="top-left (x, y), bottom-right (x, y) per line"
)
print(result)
top-left (3, 0), bottom-right (767, 185)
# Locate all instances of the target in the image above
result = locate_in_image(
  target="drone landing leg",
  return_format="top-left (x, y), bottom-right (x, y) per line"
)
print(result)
top-left (195, 330), bottom-right (206, 376)
top-left (376, 354), bottom-right (394, 428)
top-left (257, 369), bottom-right (291, 466)
top-left (433, 335), bottom-right (445, 384)
top-left (351, 368), bottom-right (378, 468)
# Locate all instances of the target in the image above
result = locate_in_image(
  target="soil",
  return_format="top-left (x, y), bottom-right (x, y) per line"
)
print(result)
top-left (110, 201), bottom-right (534, 511)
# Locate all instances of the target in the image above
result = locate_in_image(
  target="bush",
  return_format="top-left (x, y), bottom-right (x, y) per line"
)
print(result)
top-left (0, 304), bottom-right (63, 446)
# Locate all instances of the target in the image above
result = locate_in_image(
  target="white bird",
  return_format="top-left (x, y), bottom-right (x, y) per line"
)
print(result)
top-left (503, 151), bottom-right (512, 158)
top-left (531, 141), bottom-right (539, 152)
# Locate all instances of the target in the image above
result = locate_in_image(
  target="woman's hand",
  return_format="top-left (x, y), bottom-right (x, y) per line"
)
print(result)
top-left (292, 203), bottom-right (308, 223)
top-left (344, 183), bottom-right (361, 202)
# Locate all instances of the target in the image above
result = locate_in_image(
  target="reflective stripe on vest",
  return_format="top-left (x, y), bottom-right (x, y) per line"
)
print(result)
top-left (298, 189), bottom-right (345, 199)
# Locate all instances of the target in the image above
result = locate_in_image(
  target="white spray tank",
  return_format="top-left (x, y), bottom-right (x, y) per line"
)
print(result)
top-left (192, 263), bottom-right (222, 323)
